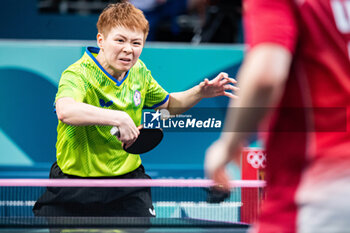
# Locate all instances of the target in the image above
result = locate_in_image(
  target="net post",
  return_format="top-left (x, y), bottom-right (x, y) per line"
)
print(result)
top-left (240, 148), bottom-right (266, 224)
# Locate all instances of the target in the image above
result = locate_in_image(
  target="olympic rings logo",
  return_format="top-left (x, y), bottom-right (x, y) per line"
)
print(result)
top-left (247, 151), bottom-right (266, 169)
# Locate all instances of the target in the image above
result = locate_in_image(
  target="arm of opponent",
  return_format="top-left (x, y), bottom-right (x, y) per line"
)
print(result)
top-left (56, 97), bottom-right (140, 147)
top-left (157, 72), bottom-right (238, 114)
top-left (204, 44), bottom-right (293, 190)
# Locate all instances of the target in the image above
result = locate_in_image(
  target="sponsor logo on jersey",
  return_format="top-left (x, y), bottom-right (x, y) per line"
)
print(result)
top-left (99, 99), bottom-right (113, 107)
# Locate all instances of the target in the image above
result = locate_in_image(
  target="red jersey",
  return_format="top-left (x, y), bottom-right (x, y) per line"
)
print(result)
top-left (244, 0), bottom-right (350, 232)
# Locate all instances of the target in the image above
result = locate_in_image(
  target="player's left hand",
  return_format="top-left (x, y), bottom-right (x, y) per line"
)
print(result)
top-left (204, 137), bottom-right (242, 191)
top-left (199, 72), bottom-right (238, 99)
top-left (205, 139), bottom-right (231, 191)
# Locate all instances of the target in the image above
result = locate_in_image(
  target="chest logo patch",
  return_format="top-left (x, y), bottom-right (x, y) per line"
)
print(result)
top-left (133, 90), bottom-right (141, 106)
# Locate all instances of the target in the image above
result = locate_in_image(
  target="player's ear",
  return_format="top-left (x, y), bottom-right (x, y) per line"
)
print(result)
top-left (97, 33), bottom-right (104, 50)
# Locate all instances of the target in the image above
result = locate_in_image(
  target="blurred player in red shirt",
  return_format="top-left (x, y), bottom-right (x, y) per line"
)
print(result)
top-left (205, 0), bottom-right (350, 232)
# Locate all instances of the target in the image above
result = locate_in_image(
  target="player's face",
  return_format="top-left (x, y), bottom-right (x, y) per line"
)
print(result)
top-left (97, 26), bottom-right (144, 79)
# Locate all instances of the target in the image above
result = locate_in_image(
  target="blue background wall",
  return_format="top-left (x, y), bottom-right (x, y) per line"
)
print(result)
top-left (2, 0), bottom-right (98, 40)
top-left (0, 40), bottom-right (244, 178)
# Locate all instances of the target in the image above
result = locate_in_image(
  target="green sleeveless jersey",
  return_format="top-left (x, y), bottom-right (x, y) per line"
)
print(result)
top-left (55, 47), bottom-right (169, 177)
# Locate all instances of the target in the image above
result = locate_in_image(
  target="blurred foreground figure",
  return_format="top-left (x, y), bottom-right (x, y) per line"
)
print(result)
top-left (205, 0), bottom-right (350, 232)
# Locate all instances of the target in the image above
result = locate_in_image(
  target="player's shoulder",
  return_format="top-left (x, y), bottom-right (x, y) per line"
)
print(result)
top-left (62, 54), bottom-right (91, 76)
top-left (130, 59), bottom-right (151, 79)
top-left (133, 59), bottom-right (147, 70)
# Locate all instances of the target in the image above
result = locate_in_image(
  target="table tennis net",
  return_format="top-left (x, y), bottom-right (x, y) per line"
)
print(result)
top-left (0, 179), bottom-right (265, 228)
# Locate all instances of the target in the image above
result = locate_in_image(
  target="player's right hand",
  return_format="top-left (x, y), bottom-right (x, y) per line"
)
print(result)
top-left (114, 111), bottom-right (140, 147)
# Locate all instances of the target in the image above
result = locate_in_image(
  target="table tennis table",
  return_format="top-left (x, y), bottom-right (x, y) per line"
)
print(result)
top-left (0, 216), bottom-right (250, 233)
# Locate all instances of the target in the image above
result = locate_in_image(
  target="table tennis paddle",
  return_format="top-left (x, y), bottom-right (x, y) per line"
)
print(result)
top-left (110, 126), bottom-right (163, 154)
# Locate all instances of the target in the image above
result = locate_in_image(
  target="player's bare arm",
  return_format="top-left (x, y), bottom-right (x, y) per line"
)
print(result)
top-left (157, 72), bottom-right (238, 115)
top-left (205, 44), bottom-right (292, 190)
top-left (56, 97), bottom-right (140, 145)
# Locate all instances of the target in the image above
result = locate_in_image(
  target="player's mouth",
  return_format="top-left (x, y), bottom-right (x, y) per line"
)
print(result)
top-left (119, 58), bottom-right (132, 64)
